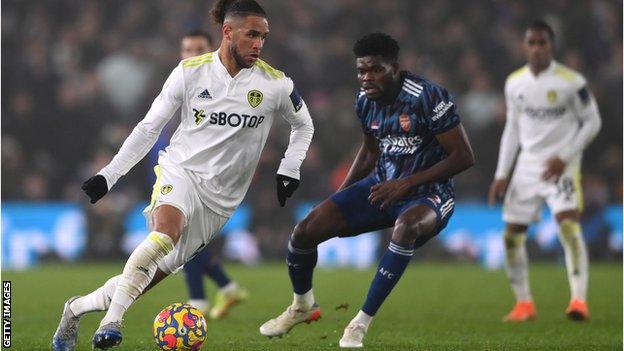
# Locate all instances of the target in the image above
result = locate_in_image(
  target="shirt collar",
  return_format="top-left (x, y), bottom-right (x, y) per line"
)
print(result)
top-left (213, 48), bottom-right (255, 80)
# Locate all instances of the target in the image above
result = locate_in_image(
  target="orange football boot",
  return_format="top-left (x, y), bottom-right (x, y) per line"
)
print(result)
top-left (503, 300), bottom-right (536, 322)
top-left (566, 299), bottom-right (589, 321)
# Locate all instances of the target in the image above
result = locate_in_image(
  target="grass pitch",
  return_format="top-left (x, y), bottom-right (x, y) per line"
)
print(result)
top-left (3, 261), bottom-right (621, 350)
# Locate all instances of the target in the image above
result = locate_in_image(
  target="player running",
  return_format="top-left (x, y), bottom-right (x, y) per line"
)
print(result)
top-left (488, 20), bottom-right (601, 322)
top-left (260, 32), bottom-right (474, 348)
top-left (178, 29), bottom-right (249, 320)
top-left (51, 1), bottom-right (314, 350)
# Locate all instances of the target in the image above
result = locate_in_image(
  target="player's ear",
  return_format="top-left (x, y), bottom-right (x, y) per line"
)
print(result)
top-left (223, 23), bottom-right (233, 41)
top-left (391, 61), bottom-right (399, 74)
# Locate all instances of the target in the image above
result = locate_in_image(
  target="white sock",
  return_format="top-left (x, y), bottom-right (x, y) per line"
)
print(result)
top-left (293, 289), bottom-right (314, 310)
top-left (503, 231), bottom-right (532, 302)
top-left (69, 275), bottom-right (120, 317)
top-left (558, 220), bottom-right (589, 301)
top-left (352, 310), bottom-right (372, 330)
top-left (100, 232), bottom-right (174, 326)
top-left (219, 281), bottom-right (238, 295)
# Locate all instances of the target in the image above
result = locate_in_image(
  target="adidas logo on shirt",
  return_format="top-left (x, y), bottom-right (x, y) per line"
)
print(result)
top-left (198, 89), bottom-right (212, 99)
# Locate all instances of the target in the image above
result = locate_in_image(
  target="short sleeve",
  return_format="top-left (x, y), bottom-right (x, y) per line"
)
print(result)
top-left (425, 85), bottom-right (460, 134)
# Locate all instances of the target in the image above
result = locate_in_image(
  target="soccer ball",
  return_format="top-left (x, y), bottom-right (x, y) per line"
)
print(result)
top-left (153, 303), bottom-right (208, 351)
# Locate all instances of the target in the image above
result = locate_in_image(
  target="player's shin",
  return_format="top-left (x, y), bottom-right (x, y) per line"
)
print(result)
top-left (558, 220), bottom-right (588, 301)
top-left (100, 232), bottom-right (174, 326)
top-left (360, 241), bottom-right (413, 321)
top-left (287, 237), bottom-right (317, 310)
top-left (69, 275), bottom-right (120, 316)
top-left (504, 230), bottom-right (532, 302)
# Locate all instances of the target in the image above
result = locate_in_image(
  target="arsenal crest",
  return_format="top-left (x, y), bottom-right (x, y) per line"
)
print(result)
top-left (399, 114), bottom-right (411, 132)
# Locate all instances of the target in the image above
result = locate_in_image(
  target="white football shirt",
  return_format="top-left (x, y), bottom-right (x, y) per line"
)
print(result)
top-left (494, 61), bottom-right (601, 178)
top-left (99, 50), bottom-right (314, 215)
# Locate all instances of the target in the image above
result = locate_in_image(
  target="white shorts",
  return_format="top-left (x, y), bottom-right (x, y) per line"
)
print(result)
top-left (503, 161), bottom-right (582, 225)
top-left (143, 164), bottom-right (229, 274)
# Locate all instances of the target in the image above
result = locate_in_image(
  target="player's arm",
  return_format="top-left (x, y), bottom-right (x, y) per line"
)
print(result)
top-left (275, 79), bottom-right (315, 207)
top-left (368, 124), bottom-right (474, 209)
top-left (542, 82), bottom-right (602, 181)
top-left (337, 132), bottom-right (379, 191)
top-left (488, 81), bottom-right (520, 205)
top-left (82, 64), bottom-right (184, 204)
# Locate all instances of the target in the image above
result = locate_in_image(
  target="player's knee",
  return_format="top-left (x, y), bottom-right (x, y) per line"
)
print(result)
top-left (392, 217), bottom-right (432, 246)
top-left (152, 206), bottom-right (185, 243)
top-left (503, 225), bottom-right (527, 249)
top-left (291, 218), bottom-right (315, 248)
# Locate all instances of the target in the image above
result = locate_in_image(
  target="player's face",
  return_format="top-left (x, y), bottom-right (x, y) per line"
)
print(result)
top-left (523, 29), bottom-right (553, 69)
top-left (356, 56), bottom-right (398, 100)
top-left (226, 15), bottom-right (269, 69)
top-left (180, 37), bottom-right (211, 60)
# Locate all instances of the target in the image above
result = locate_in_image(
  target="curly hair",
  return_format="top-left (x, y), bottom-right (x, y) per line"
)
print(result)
top-left (210, 0), bottom-right (266, 25)
top-left (353, 32), bottom-right (400, 62)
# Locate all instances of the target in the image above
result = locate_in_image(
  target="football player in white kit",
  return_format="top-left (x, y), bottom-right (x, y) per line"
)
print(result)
top-left (488, 20), bottom-right (601, 322)
top-left (52, 1), bottom-right (314, 350)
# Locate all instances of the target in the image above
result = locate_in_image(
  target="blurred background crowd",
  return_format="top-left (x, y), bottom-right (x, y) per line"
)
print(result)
top-left (2, 0), bottom-right (622, 262)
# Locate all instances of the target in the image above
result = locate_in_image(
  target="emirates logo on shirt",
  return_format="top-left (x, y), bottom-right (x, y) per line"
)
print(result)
top-left (399, 114), bottom-right (411, 132)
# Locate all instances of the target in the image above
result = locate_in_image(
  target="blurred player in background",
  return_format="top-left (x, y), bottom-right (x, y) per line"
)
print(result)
top-left (488, 20), bottom-right (601, 322)
top-left (260, 32), bottom-right (474, 348)
top-left (52, 0), bottom-right (314, 350)
top-left (179, 29), bottom-right (249, 320)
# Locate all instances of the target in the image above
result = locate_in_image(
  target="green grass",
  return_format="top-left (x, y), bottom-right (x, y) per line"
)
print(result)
top-left (2, 262), bottom-right (621, 350)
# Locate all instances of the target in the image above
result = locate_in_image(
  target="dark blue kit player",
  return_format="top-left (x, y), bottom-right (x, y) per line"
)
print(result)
top-left (260, 32), bottom-right (475, 348)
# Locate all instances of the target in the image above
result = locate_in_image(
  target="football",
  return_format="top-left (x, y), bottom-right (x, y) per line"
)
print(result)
top-left (153, 303), bottom-right (208, 351)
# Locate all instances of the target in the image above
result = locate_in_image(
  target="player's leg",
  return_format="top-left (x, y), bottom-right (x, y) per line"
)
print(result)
top-left (101, 205), bottom-right (182, 324)
top-left (286, 177), bottom-right (394, 311)
top-left (261, 177), bottom-right (393, 337)
top-left (548, 169), bottom-right (589, 320)
top-left (183, 248), bottom-right (211, 312)
top-left (340, 204), bottom-right (438, 348)
top-left (92, 204), bottom-right (183, 349)
top-left (207, 251), bottom-right (249, 319)
top-left (259, 199), bottom-right (354, 337)
top-left (501, 222), bottom-right (536, 322)
top-left (555, 210), bottom-right (589, 320)
top-left (52, 265), bottom-right (170, 351)
top-left (501, 170), bottom-right (540, 322)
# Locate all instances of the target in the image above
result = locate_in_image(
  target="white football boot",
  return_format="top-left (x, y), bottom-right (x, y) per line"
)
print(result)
top-left (339, 321), bottom-right (368, 348)
top-left (259, 303), bottom-right (321, 338)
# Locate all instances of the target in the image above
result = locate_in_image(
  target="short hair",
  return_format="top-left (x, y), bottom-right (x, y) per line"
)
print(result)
top-left (527, 20), bottom-right (555, 42)
top-left (210, 0), bottom-right (267, 25)
top-left (184, 29), bottom-right (213, 46)
top-left (353, 32), bottom-right (400, 62)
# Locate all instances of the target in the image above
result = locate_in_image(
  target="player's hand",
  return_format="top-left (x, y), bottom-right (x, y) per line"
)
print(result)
top-left (276, 174), bottom-right (299, 207)
top-left (368, 179), bottom-right (411, 210)
top-left (487, 178), bottom-right (508, 206)
top-left (542, 157), bottom-right (566, 182)
top-left (81, 175), bottom-right (108, 204)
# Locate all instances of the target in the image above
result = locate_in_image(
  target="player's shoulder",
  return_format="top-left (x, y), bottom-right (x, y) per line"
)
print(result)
top-left (551, 61), bottom-right (586, 87)
top-left (181, 51), bottom-right (216, 69)
top-left (403, 72), bottom-right (452, 102)
top-left (254, 58), bottom-right (286, 80)
top-left (505, 65), bottom-right (530, 86)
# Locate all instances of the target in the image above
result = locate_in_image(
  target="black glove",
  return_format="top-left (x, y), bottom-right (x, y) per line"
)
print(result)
top-left (276, 174), bottom-right (299, 207)
top-left (81, 175), bottom-right (108, 204)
